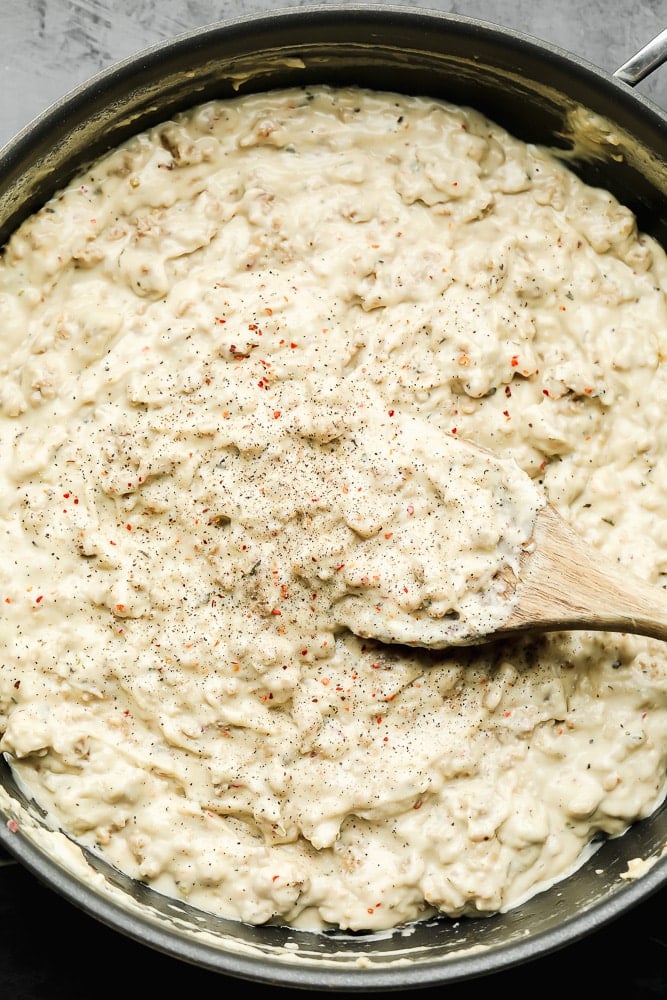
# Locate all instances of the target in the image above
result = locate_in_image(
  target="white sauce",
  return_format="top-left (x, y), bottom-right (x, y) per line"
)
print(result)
top-left (1, 86), bottom-right (667, 932)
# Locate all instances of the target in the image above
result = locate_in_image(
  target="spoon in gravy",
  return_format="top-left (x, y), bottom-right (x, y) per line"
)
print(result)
top-left (327, 435), bottom-right (667, 650)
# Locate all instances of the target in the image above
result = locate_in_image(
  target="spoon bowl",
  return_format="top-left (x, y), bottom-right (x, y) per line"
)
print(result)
top-left (333, 462), bottom-right (667, 650)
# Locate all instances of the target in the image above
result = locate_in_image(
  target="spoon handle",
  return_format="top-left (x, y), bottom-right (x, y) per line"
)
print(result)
top-left (501, 505), bottom-right (667, 643)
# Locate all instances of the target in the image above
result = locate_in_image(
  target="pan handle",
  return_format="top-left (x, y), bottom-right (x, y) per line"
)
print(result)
top-left (614, 27), bottom-right (667, 86)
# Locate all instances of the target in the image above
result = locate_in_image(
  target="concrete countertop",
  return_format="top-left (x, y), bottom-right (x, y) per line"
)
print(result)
top-left (2, 0), bottom-right (666, 147)
top-left (1, 1), bottom-right (667, 997)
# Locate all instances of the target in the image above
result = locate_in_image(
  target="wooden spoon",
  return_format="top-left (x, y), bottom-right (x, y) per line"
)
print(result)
top-left (334, 501), bottom-right (667, 650)
top-left (486, 502), bottom-right (667, 644)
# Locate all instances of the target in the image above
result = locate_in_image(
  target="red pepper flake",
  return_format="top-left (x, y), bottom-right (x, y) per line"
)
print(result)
top-left (510, 355), bottom-right (519, 367)
top-left (451, 427), bottom-right (457, 435)
top-left (273, 410), bottom-right (281, 419)
top-left (63, 492), bottom-right (70, 499)
top-left (384, 532), bottom-right (393, 539)
top-left (126, 523), bottom-right (132, 531)
top-left (505, 385), bottom-right (512, 397)
top-left (271, 608), bottom-right (282, 616)
top-left (4, 598), bottom-right (10, 604)
top-left (289, 342), bottom-right (298, 349)
top-left (413, 800), bottom-right (423, 810)
top-left (376, 716), bottom-right (383, 724)
top-left (6, 819), bottom-right (18, 834)
top-left (215, 317), bottom-right (226, 324)
top-left (335, 563), bottom-right (345, 572)
top-left (503, 409), bottom-right (510, 419)
top-left (35, 595), bottom-right (43, 604)
top-left (272, 874), bottom-right (280, 882)
top-left (407, 505), bottom-right (414, 516)
top-left (388, 409), bottom-right (395, 417)
top-left (543, 388), bottom-right (551, 397)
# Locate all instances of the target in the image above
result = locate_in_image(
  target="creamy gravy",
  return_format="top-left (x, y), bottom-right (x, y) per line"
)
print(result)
top-left (1, 86), bottom-right (667, 931)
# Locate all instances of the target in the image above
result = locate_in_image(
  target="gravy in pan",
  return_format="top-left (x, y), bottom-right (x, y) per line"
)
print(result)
top-left (1, 86), bottom-right (667, 931)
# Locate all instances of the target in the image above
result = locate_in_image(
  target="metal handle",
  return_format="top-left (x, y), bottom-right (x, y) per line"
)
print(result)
top-left (614, 27), bottom-right (667, 86)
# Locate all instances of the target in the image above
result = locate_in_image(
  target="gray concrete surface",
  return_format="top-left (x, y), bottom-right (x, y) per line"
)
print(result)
top-left (1, 0), bottom-right (666, 149)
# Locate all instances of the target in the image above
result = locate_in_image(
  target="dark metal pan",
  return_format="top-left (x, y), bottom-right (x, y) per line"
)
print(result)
top-left (0, 5), bottom-right (666, 990)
